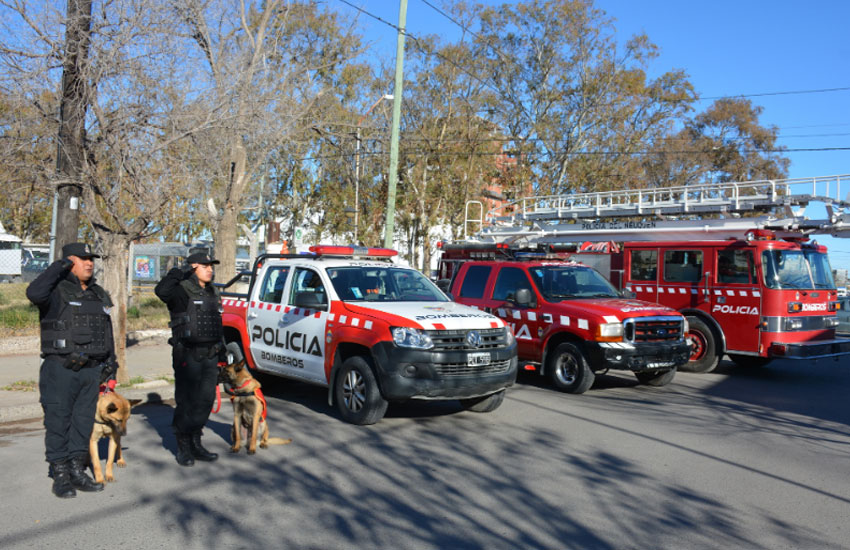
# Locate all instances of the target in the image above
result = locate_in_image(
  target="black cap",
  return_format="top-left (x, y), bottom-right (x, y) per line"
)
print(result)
top-left (186, 252), bottom-right (220, 265)
top-left (62, 242), bottom-right (100, 259)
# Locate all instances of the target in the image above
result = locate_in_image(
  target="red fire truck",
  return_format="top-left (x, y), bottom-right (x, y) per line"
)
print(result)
top-left (455, 174), bottom-right (850, 373)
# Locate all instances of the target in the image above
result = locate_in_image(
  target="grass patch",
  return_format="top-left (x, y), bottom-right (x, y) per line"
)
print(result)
top-left (118, 376), bottom-right (146, 388)
top-left (0, 283), bottom-right (170, 334)
top-left (2, 379), bottom-right (37, 392)
top-left (0, 304), bottom-right (40, 332)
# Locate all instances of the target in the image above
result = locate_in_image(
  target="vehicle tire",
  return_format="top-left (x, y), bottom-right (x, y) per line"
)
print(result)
top-left (334, 356), bottom-right (388, 425)
top-left (681, 317), bottom-right (720, 373)
top-left (635, 367), bottom-right (677, 386)
top-left (728, 354), bottom-right (772, 368)
top-left (546, 342), bottom-right (595, 394)
top-left (460, 390), bottom-right (505, 413)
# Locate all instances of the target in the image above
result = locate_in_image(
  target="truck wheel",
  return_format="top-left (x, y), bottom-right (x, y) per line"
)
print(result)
top-left (728, 354), bottom-right (772, 368)
top-left (635, 367), bottom-right (676, 386)
top-left (460, 390), bottom-right (505, 413)
top-left (335, 356), bottom-right (388, 425)
top-left (546, 342), bottom-right (595, 394)
top-left (681, 317), bottom-right (719, 373)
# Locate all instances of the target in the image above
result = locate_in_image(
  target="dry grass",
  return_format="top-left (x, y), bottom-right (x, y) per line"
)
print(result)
top-left (0, 283), bottom-right (169, 335)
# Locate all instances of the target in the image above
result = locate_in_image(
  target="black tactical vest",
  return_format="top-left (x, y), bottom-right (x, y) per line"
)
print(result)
top-left (40, 281), bottom-right (112, 357)
top-left (169, 279), bottom-right (223, 345)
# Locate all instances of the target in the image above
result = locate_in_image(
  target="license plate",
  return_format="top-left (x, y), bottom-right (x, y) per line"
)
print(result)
top-left (467, 352), bottom-right (491, 366)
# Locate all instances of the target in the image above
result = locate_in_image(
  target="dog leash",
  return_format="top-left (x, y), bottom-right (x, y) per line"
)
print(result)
top-left (212, 384), bottom-right (222, 413)
top-left (99, 378), bottom-right (117, 396)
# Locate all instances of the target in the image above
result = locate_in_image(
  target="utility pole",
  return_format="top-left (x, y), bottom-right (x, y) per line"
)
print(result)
top-left (52, 0), bottom-right (94, 257)
top-left (355, 94), bottom-right (393, 245)
top-left (384, 0), bottom-right (407, 249)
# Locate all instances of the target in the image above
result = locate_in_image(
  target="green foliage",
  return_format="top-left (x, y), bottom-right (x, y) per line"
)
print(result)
top-left (127, 306), bottom-right (140, 318)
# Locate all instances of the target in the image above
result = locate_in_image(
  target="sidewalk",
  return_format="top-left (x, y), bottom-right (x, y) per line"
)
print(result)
top-left (0, 330), bottom-right (176, 423)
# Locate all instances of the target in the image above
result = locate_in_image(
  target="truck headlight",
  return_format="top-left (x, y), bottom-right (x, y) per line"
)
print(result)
top-left (392, 327), bottom-right (434, 349)
top-left (825, 316), bottom-right (839, 328)
top-left (595, 322), bottom-right (624, 342)
top-left (504, 325), bottom-right (515, 346)
top-left (784, 317), bottom-right (803, 330)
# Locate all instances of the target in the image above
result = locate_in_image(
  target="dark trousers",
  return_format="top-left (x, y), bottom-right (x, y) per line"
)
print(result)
top-left (172, 346), bottom-right (219, 434)
top-left (39, 357), bottom-right (100, 463)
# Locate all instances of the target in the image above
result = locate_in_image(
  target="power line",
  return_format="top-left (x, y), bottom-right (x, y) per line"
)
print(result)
top-left (699, 87), bottom-right (850, 101)
top-left (335, 0), bottom-right (499, 96)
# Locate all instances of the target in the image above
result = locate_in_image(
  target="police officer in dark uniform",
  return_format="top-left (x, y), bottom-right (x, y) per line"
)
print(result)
top-left (155, 252), bottom-right (223, 466)
top-left (26, 242), bottom-right (118, 498)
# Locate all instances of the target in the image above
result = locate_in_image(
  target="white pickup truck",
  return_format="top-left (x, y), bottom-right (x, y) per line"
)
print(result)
top-left (219, 246), bottom-right (518, 425)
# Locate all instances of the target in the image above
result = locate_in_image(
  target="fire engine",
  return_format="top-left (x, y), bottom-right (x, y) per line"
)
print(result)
top-left (217, 245), bottom-right (517, 425)
top-left (449, 174), bottom-right (850, 373)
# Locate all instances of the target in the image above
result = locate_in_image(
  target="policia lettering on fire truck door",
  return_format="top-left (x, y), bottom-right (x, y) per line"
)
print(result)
top-left (711, 249), bottom-right (760, 353)
top-left (247, 265), bottom-right (327, 382)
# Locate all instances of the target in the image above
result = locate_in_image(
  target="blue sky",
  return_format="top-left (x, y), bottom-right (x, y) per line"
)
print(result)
top-left (340, 0), bottom-right (850, 269)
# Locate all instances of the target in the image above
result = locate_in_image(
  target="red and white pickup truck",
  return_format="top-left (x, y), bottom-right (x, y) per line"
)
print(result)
top-left (218, 246), bottom-right (518, 424)
top-left (439, 243), bottom-right (690, 393)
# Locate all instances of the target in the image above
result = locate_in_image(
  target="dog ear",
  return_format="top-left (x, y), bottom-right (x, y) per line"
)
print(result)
top-left (106, 403), bottom-right (118, 413)
top-left (128, 399), bottom-right (143, 407)
top-left (234, 360), bottom-right (245, 372)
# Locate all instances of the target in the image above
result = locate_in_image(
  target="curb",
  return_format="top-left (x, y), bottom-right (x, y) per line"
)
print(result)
top-left (0, 381), bottom-right (175, 424)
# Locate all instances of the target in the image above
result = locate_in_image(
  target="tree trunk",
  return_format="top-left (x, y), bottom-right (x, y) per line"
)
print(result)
top-left (215, 206), bottom-right (238, 283)
top-left (55, 0), bottom-right (94, 253)
top-left (98, 233), bottom-right (130, 384)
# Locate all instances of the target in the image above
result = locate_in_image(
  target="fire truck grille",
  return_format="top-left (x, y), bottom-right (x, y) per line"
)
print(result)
top-left (433, 360), bottom-right (513, 377)
top-left (425, 328), bottom-right (508, 351)
top-left (625, 317), bottom-right (684, 343)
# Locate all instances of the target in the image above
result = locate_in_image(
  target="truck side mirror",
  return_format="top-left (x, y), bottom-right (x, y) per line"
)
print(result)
top-left (294, 291), bottom-right (324, 310)
top-left (514, 288), bottom-right (535, 308)
top-left (622, 289), bottom-right (636, 299)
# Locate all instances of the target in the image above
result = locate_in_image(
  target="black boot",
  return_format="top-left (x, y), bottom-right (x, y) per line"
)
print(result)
top-left (69, 454), bottom-right (104, 492)
top-left (190, 431), bottom-right (218, 462)
top-left (50, 460), bottom-right (76, 499)
top-left (176, 433), bottom-right (195, 466)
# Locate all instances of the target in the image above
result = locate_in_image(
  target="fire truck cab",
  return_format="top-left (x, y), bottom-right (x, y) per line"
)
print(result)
top-left (619, 232), bottom-right (848, 372)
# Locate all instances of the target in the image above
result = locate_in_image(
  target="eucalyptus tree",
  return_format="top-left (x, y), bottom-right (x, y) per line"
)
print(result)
top-left (472, 0), bottom-right (694, 194)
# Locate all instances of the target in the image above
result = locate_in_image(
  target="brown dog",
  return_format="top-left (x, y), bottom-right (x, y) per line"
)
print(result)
top-left (89, 390), bottom-right (138, 483)
top-left (219, 360), bottom-right (291, 454)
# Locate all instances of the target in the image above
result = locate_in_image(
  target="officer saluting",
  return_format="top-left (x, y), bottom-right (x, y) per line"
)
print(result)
top-left (155, 252), bottom-right (224, 466)
top-left (26, 242), bottom-right (117, 498)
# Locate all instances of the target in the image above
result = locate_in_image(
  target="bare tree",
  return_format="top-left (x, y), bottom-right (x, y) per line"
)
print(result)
top-left (177, 0), bottom-right (366, 279)
top-left (0, 0), bottom-right (223, 381)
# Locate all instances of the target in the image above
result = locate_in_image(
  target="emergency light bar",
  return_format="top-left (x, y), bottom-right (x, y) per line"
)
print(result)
top-left (309, 245), bottom-right (398, 258)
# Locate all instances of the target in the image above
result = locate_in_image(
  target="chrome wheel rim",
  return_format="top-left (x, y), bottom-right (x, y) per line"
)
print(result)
top-left (342, 370), bottom-right (366, 412)
top-left (555, 354), bottom-right (578, 385)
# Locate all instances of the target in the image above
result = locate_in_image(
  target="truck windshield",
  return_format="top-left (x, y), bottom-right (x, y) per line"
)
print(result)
top-left (327, 266), bottom-right (449, 302)
top-left (761, 249), bottom-right (836, 290)
top-left (528, 265), bottom-right (619, 301)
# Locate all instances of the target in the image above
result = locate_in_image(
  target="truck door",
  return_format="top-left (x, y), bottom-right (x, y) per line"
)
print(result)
top-left (280, 267), bottom-right (329, 383)
top-left (627, 248), bottom-right (659, 304)
top-left (483, 266), bottom-right (543, 361)
top-left (247, 265), bottom-right (292, 374)
top-left (661, 248), bottom-right (709, 311)
top-left (711, 248), bottom-right (760, 353)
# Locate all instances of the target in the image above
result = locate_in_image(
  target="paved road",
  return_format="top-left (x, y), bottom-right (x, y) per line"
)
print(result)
top-left (0, 357), bottom-right (848, 550)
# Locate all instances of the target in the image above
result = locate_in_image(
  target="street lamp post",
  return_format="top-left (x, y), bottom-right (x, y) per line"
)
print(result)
top-left (354, 94), bottom-right (393, 244)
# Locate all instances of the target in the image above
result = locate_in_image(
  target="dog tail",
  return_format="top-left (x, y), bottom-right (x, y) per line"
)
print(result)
top-left (266, 437), bottom-right (292, 446)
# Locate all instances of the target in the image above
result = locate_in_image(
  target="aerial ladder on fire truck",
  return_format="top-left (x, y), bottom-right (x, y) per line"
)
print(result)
top-left (463, 174), bottom-right (850, 244)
